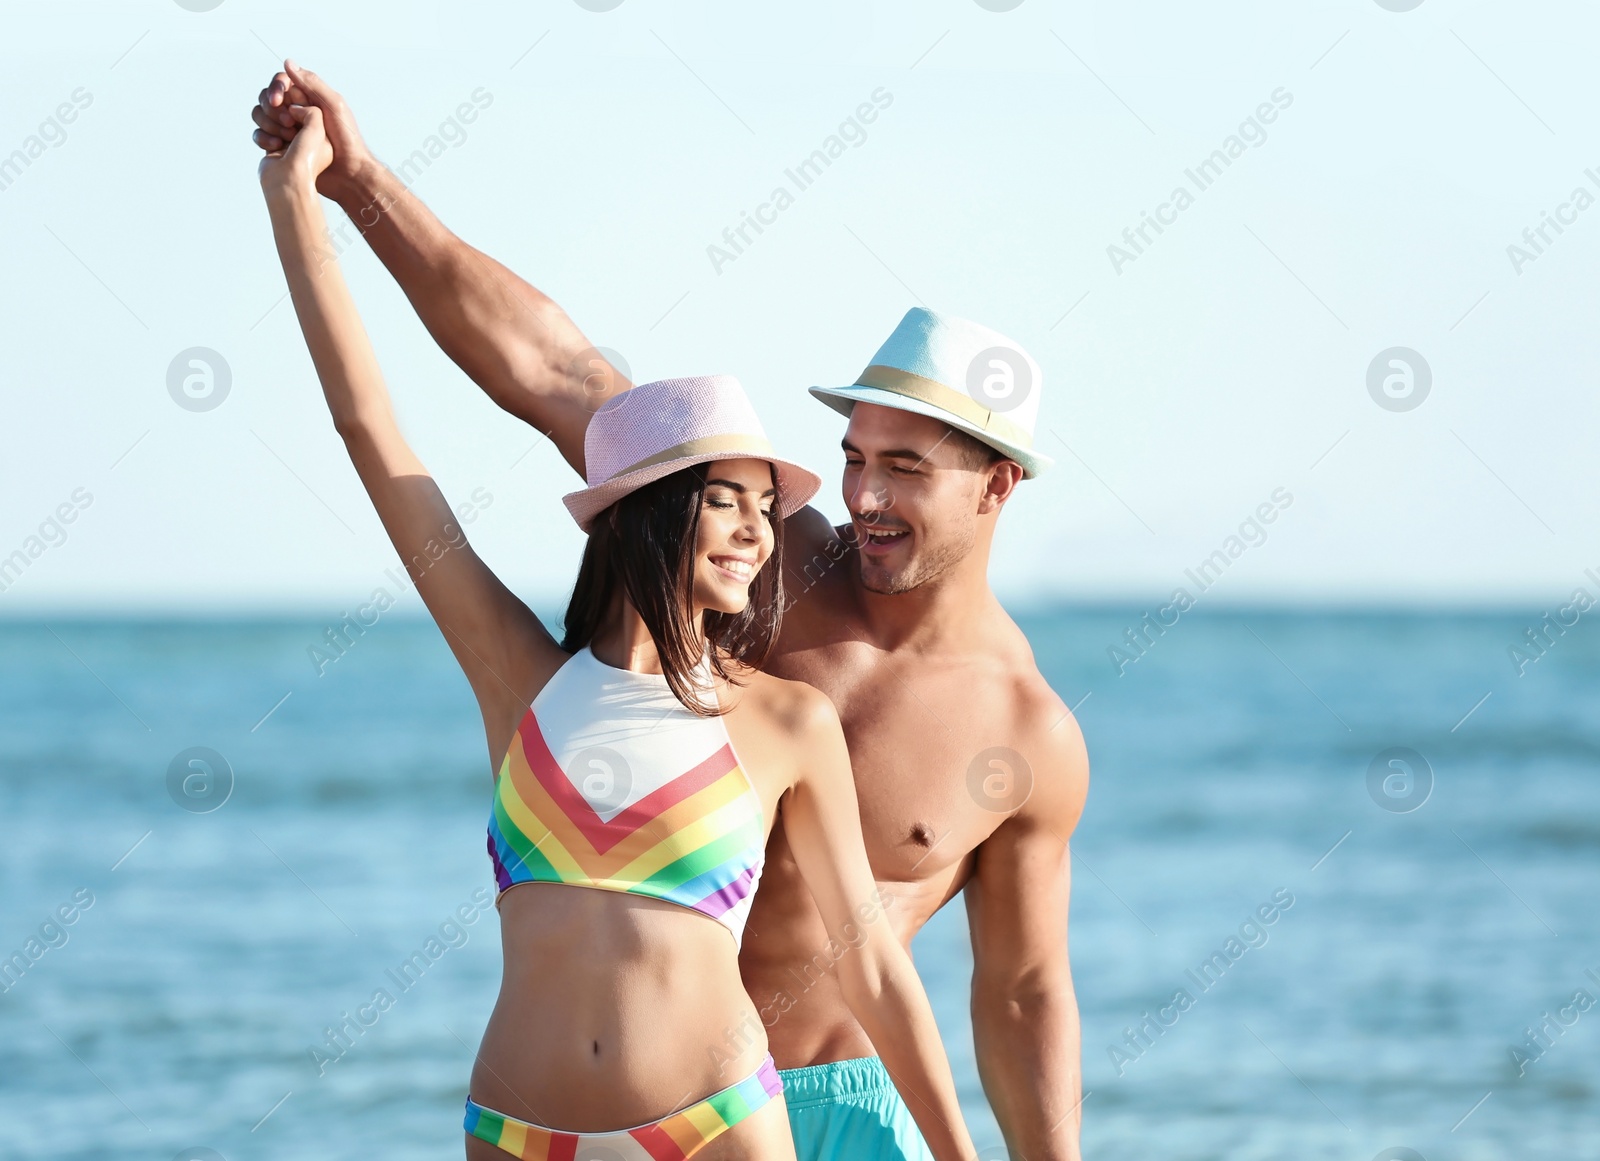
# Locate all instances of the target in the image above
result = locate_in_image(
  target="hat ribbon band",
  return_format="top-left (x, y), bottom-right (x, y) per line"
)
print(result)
top-left (854, 365), bottom-right (1033, 449)
top-left (604, 432), bottom-right (777, 482)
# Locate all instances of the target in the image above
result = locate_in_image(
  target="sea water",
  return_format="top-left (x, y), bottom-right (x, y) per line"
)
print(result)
top-left (1, 608), bottom-right (1595, 1160)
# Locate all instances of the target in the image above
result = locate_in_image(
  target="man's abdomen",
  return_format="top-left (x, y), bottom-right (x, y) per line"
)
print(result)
top-left (738, 819), bottom-right (957, 1068)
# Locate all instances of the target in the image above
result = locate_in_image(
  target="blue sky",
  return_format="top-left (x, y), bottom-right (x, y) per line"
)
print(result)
top-left (2, 0), bottom-right (1595, 612)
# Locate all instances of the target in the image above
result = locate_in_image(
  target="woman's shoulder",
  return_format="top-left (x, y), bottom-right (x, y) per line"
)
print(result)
top-left (727, 667), bottom-right (842, 740)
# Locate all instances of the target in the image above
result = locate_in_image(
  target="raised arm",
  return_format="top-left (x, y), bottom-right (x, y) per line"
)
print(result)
top-left (258, 103), bottom-right (564, 763)
top-left (965, 707), bottom-right (1091, 1161)
top-left (250, 62), bottom-right (851, 587)
top-left (252, 61), bottom-right (628, 478)
top-left (780, 686), bottom-right (977, 1161)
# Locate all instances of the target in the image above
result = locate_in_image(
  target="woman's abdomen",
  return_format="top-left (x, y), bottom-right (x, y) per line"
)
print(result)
top-left (470, 882), bottom-right (770, 1133)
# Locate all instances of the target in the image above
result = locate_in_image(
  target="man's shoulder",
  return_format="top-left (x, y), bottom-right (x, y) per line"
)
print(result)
top-left (967, 609), bottom-right (1055, 712)
top-left (777, 506), bottom-right (860, 635)
top-left (981, 636), bottom-right (1089, 824)
top-left (1002, 659), bottom-right (1076, 743)
top-left (776, 503), bottom-right (835, 555)
top-left (781, 507), bottom-right (856, 581)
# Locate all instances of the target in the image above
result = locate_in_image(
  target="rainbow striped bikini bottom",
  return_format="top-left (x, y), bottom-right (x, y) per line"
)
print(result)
top-left (463, 1054), bottom-right (784, 1160)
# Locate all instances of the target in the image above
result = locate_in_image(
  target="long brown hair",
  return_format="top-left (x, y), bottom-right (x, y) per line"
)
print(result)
top-left (560, 463), bottom-right (787, 715)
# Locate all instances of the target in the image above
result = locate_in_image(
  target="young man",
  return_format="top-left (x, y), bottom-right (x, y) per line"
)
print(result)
top-left (253, 63), bottom-right (1090, 1161)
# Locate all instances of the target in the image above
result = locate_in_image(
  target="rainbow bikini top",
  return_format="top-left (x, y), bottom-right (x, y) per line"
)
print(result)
top-left (487, 645), bottom-right (767, 946)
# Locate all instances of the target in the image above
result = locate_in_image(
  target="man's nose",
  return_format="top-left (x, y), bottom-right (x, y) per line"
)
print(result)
top-left (849, 472), bottom-right (892, 517)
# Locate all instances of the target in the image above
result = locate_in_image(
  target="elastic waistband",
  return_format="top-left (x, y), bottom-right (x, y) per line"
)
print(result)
top-left (777, 1056), bottom-right (894, 1108)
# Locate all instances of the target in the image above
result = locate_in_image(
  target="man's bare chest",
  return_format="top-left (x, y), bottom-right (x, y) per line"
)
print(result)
top-left (771, 644), bottom-right (1011, 883)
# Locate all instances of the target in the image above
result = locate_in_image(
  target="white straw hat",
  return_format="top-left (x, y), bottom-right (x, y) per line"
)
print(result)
top-left (563, 375), bottom-right (822, 532)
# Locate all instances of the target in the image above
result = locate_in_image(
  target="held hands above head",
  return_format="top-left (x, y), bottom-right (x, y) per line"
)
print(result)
top-left (248, 59), bottom-right (633, 469)
top-left (256, 102), bottom-right (334, 194)
top-left (251, 60), bottom-right (374, 198)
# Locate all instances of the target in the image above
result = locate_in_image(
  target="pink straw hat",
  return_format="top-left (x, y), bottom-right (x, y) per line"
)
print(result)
top-left (562, 375), bottom-right (822, 533)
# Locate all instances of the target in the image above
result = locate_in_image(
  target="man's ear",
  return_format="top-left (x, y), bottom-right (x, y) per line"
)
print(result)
top-left (977, 459), bottom-right (1024, 515)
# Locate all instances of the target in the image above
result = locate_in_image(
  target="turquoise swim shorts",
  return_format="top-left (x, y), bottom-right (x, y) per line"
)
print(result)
top-left (780, 1055), bottom-right (934, 1161)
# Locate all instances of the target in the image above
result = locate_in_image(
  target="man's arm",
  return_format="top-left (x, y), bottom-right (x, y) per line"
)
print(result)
top-left (965, 706), bottom-right (1090, 1161)
top-left (251, 62), bottom-right (841, 576)
top-left (252, 61), bottom-right (627, 477)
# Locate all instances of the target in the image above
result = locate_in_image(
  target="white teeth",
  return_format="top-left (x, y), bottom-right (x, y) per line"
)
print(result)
top-left (713, 557), bottom-right (753, 578)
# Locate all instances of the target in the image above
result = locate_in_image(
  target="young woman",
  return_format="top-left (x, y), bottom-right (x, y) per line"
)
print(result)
top-left (259, 104), bottom-right (977, 1161)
